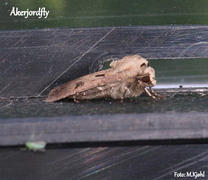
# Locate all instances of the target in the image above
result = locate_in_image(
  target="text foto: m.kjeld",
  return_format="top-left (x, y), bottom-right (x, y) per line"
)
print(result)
top-left (174, 171), bottom-right (205, 179)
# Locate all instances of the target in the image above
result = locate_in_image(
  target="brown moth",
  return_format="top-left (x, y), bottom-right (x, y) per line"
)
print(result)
top-left (45, 55), bottom-right (159, 102)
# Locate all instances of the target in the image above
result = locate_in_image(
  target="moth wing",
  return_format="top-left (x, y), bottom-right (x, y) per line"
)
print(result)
top-left (45, 68), bottom-right (127, 102)
top-left (71, 80), bottom-right (123, 100)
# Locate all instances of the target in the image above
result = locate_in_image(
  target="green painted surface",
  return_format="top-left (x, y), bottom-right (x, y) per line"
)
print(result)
top-left (149, 58), bottom-right (208, 87)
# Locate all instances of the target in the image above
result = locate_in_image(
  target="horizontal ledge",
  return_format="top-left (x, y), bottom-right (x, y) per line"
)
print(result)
top-left (1, 112), bottom-right (208, 146)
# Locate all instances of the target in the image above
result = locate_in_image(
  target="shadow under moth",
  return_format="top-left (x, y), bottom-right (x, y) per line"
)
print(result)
top-left (46, 55), bottom-right (160, 102)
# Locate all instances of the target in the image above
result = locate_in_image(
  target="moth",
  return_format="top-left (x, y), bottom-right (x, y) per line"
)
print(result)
top-left (46, 55), bottom-right (160, 102)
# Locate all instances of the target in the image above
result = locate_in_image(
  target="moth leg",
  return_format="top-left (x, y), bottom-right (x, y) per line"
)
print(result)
top-left (149, 87), bottom-right (165, 98)
top-left (120, 85), bottom-right (132, 103)
top-left (74, 99), bottom-right (80, 103)
top-left (122, 87), bottom-right (128, 99)
top-left (72, 95), bottom-right (80, 103)
top-left (120, 90), bottom-right (127, 103)
top-left (149, 87), bottom-right (158, 96)
top-left (144, 88), bottom-right (156, 99)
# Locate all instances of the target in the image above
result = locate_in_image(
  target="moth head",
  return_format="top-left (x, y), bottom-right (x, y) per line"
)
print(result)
top-left (143, 67), bottom-right (156, 87)
top-left (110, 55), bottom-right (150, 77)
top-left (127, 55), bottom-right (151, 75)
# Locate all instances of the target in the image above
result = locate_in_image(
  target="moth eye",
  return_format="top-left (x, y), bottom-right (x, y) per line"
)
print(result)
top-left (140, 63), bottom-right (147, 67)
top-left (147, 63), bottom-right (150, 67)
